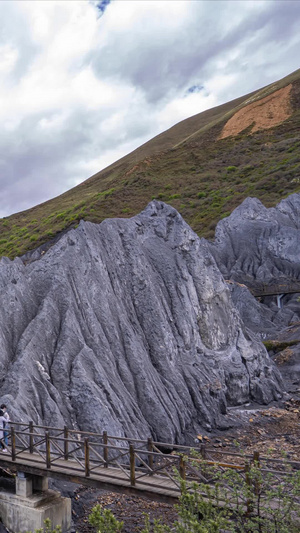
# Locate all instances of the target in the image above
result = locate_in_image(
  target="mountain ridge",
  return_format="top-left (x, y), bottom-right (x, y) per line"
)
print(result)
top-left (1, 68), bottom-right (300, 259)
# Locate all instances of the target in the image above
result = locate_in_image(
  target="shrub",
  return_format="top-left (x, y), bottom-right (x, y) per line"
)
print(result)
top-left (28, 517), bottom-right (62, 533)
top-left (169, 194), bottom-right (181, 200)
top-left (140, 454), bottom-right (300, 532)
top-left (96, 188), bottom-right (115, 199)
top-left (19, 227), bottom-right (28, 235)
top-left (89, 504), bottom-right (124, 532)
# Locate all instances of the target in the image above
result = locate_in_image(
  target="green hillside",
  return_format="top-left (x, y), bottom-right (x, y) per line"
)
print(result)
top-left (1, 68), bottom-right (300, 259)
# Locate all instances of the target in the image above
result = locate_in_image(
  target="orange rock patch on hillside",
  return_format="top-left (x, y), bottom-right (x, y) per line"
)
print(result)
top-left (220, 84), bottom-right (292, 139)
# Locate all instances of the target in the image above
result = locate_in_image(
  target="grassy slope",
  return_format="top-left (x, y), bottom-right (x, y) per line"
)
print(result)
top-left (1, 69), bottom-right (300, 259)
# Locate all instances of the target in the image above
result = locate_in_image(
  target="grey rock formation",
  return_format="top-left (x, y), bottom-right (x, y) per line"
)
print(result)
top-left (226, 283), bottom-right (299, 339)
top-left (0, 201), bottom-right (283, 442)
top-left (210, 193), bottom-right (300, 285)
top-left (209, 194), bottom-right (300, 398)
top-left (209, 194), bottom-right (300, 338)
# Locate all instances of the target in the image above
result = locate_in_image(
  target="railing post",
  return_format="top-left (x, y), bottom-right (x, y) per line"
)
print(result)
top-left (64, 426), bottom-right (69, 460)
top-left (129, 443), bottom-right (135, 486)
top-left (253, 450), bottom-right (260, 496)
top-left (11, 427), bottom-right (16, 462)
top-left (179, 455), bottom-right (186, 480)
top-left (29, 421), bottom-right (34, 454)
top-left (45, 432), bottom-right (51, 469)
top-left (103, 431), bottom-right (108, 467)
top-left (84, 438), bottom-right (90, 477)
top-left (245, 462), bottom-right (252, 516)
top-left (147, 438), bottom-right (153, 475)
top-left (200, 444), bottom-right (206, 459)
top-left (200, 443), bottom-right (207, 480)
top-left (253, 450), bottom-right (260, 464)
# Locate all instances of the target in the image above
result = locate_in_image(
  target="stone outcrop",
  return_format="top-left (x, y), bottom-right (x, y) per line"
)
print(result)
top-left (209, 194), bottom-right (300, 395)
top-left (209, 193), bottom-right (300, 337)
top-left (209, 193), bottom-right (300, 286)
top-left (0, 201), bottom-right (283, 442)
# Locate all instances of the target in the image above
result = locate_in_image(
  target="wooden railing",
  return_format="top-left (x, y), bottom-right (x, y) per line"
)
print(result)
top-left (7, 422), bottom-right (191, 490)
top-left (1, 423), bottom-right (299, 504)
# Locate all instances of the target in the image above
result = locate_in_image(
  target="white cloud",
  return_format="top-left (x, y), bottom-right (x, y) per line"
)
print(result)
top-left (0, 44), bottom-right (18, 74)
top-left (0, 0), bottom-right (300, 216)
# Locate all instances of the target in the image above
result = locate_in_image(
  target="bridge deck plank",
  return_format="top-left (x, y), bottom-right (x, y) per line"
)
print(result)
top-left (0, 450), bottom-right (180, 500)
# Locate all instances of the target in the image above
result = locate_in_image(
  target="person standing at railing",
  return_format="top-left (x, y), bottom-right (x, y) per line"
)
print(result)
top-left (0, 404), bottom-right (9, 446)
top-left (0, 409), bottom-right (8, 452)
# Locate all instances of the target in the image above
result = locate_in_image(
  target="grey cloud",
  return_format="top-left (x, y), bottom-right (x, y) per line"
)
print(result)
top-left (0, 112), bottom-right (99, 216)
top-left (0, 102), bottom-right (156, 217)
top-left (90, 1), bottom-right (300, 105)
top-left (261, 1), bottom-right (300, 41)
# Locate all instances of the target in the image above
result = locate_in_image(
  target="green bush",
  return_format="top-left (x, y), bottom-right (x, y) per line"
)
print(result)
top-left (169, 194), bottom-right (181, 200)
top-left (89, 504), bottom-right (124, 532)
top-left (83, 455), bottom-right (300, 532)
top-left (19, 227), bottom-right (28, 235)
top-left (96, 188), bottom-right (115, 199)
top-left (27, 517), bottom-right (62, 533)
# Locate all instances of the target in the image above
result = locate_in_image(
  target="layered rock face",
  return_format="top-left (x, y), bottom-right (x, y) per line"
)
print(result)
top-left (209, 194), bottom-right (300, 338)
top-left (0, 201), bottom-right (283, 442)
top-left (210, 193), bottom-right (300, 285)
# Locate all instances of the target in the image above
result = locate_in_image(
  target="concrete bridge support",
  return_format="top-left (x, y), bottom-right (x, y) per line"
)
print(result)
top-left (0, 473), bottom-right (71, 533)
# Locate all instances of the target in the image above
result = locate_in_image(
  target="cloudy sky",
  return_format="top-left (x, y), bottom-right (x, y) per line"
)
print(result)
top-left (0, 0), bottom-right (300, 217)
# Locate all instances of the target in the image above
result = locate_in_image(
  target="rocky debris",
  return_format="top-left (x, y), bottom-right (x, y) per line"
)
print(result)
top-left (0, 201), bottom-right (283, 441)
top-left (209, 400), bottom-right (300, 461)
top-left (73, 489), bottom-right (177, 533)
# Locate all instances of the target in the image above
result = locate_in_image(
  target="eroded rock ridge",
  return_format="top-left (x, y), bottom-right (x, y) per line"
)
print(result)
top-left (209, 193), bottom-right (300, 338)
top-left (0, 201), bottom-right (283, 442)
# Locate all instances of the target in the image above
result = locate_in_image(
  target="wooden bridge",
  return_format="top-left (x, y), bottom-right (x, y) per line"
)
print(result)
top-left (225, 279), bottom-right (300, 308)
top-left (245, 280), bottom-right (300, 298)
top-left (0, 422), bottom-right (299, 505)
